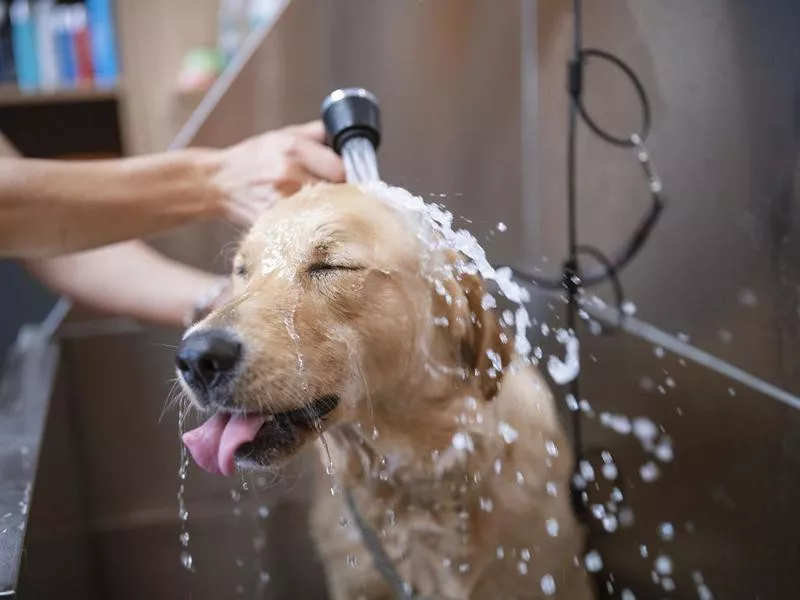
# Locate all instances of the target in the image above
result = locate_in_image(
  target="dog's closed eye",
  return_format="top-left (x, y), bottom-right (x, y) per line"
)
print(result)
top-left (307, 263), bottom-right (364, 276)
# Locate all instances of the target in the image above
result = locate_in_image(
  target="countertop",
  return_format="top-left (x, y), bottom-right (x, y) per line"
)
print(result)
top-left (0, 324), bottom-right (60, 597)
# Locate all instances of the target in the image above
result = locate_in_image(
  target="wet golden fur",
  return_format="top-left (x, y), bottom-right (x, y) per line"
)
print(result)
top-left (201, 184), bottom-right (593, 599)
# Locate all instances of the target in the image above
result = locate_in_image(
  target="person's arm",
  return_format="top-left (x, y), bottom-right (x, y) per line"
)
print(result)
top-left (1, 120), bottom-right (343, 259)
top-left (24, 241), bottom-right (227, 328)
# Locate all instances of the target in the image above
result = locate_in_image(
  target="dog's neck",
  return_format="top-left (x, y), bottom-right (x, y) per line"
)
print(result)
top-left (324, 370), bottom-right (508, 507)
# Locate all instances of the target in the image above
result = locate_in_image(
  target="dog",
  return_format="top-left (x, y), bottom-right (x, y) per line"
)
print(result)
top-left (177, 183), bottom-right (594, 599)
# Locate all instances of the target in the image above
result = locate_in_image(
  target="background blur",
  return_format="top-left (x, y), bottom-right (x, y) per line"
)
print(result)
top-left (1, 0), bottom-right (799, 599)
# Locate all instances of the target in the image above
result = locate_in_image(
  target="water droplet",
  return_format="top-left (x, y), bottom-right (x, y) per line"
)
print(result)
top-left (496, 546), bottom-right (505, 560)
top-left (621, 301), bottom-right (637, 316)
top-left (632, 418), bottom-right (659, 446)
top-left (259, 571), bottom-right (271, 585)
top-left (698, 584), bottom-right (714, 600)
top-left (578, 460), bottom-right (595, 482)
top-left (547, 329), bottom-right (580, 385)
top-left (498, 421), bottom-right (519, 444)
top-left (517, 561), bottom-right (528, 575)
top-left (178, 508), bottom-right (189, 521)
top-left (565, 394), bottom-right (579, 411)
top-left (738, 288), bottom-right (758, 307)
top-left (639, 461), bottom-right (660, 482)
top-left (602, 463), bottom-right (619, 480)
top-left (230, 489), bottom-right (241, 502)
top-left (602, 515), bottom-right (618, 532)
top-left (497, 222), bottom-right (508, 232)
top-left (639, 544), bottom-right (649, 558)
top-left (516, 471), bottom-right (525, 485)
top-left (545, 440), bottom-right (559, 457)
top-left (493, 458), bottom-right (503, 474)
top-left (386, 509), bottom-right (397, 526)
top-left (584, 550), bottom-right (603, 573)
top-left (728, 387), bottom-right (737, 397)
top-left (479, 497), bottom-right (494, 512)
top-left (719, 329), bottom-right (733, 343)
top-left (654, 555), bottom-right (673, 576)
top-left (235, 558), bottom-right (244, 568)
top-left (621, 589), bottom-right (637, 600)
top-left (546, 518), bottom-right (560, 537)
top-left (665, 377), bottom-right (676, 388)
top-left (541, 574), bottom-right (557, 596)
top-left (181, 551), bottom-right (194, 571)
top-left (521, 548), bottom-right (531, 561)
top-left (600, 412), bottom-right (633, 435)
top-left (346, 554), bottom-right (358, 567)
top-left (452, 431), bottom-right (475, 452)
top-left (653, 346), bottom-right (665, 358)
top-left (258, 506), bottom-right (270, 519)
top-left (330, 484), bottom-right (341, 496)
top-left (235, 584), bottom-right (244, 594)
top-left (649, 178), bottom-right (663, 194)
top-left (546, 481), bottom-right (558, 496)
top-left (326, 461), bottom-right (336, 475)
top-left (659, 522), bottom-right (675, 541)
top-left (179, 532), bottom-right (190, 546)
top-left (458, 563), bottom-right (470, 573)
top-left (371, 427), bottom-right (380, 440)
top-left (662, 577), bottom-right (676, 592)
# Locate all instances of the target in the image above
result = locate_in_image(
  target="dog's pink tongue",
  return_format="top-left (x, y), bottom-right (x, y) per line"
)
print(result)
top-left (182, 413), bottom-right (266, 476)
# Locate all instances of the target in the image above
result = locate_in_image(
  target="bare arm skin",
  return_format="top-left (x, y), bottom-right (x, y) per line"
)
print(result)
top-left (0, 120), bottom-right (344, 259)
top-left (24, 240), bottom-right (225, 328)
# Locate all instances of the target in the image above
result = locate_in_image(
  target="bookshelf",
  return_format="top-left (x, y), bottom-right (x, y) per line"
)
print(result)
top-left (0, 81), bottom-right (118, 106)
top-left (0, 0), bottom-right (227, 158)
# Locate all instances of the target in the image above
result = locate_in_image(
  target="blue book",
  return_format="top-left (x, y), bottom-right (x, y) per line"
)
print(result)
top-left (9, 0), bottom-right (36, 91)
top-left (54, 5), bottom-right (75, 87)
top-left (86, 0), bottom-right (118, 88)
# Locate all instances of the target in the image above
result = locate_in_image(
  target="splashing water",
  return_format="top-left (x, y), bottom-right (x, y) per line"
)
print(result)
top-left (547, 329), bottom-right (581, 385)
top-left (177, 401), bottom-right (194, 572)
top-left (362, 182), bottom-right (533, 356)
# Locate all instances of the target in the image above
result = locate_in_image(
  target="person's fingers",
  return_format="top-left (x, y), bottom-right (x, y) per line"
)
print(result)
top-left (273, 162), bottom-right (323, 197)
top-left (289, 120), bottom-right (327, 142)
top-left (293, 137), bottom-right (345, 182)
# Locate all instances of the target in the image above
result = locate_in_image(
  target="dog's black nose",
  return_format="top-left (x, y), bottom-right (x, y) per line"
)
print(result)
top-left (176, 330), bottom-right (241, 390)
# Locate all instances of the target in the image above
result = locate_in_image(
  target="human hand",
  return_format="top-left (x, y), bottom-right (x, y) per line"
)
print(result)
top-left (210, 120), bottom-right (345, 226)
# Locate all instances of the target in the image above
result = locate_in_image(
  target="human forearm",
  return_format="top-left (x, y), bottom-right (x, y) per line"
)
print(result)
top-left (24, 241), bottom-right (224, 328)
top-left (0, 150), bottom-right (223, 259)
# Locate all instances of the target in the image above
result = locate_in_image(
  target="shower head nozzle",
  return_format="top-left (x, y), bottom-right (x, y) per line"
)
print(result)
top-left (321, 87), bottom-right (381, 155)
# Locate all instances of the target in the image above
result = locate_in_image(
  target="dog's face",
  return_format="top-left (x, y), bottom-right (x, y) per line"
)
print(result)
top-left (178, 184), bottom-right (509, 476)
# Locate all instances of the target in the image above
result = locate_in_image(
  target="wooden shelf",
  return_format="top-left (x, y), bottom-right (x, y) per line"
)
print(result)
top-left (0, 83), bottom-right (121, 108)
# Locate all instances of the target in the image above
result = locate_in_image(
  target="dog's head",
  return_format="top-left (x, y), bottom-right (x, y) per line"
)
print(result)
top-left (178, 184), bottom-right (510, 475)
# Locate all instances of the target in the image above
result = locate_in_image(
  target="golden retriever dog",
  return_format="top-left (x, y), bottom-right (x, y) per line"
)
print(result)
top-left (177, 183), bottom-right (594, 599)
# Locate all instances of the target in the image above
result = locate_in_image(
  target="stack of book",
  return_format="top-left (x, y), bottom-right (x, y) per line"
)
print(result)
top-left (0, 0), bottom-right (119, 94)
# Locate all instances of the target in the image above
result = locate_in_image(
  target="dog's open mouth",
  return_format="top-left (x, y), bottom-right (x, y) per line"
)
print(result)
top-left (182, 395), bottom-right (340, 476)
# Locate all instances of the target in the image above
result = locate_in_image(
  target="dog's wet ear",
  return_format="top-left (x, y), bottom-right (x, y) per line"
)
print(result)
top-left (433, 251), bottom-right (512, 399)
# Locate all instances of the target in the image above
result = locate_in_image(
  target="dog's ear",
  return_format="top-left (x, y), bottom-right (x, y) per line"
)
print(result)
top-left (433, 251), bottom-right (512, 400)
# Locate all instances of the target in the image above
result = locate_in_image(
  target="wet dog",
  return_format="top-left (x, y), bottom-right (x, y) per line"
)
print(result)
top-left (177, 183), bottom-right (593, 599)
